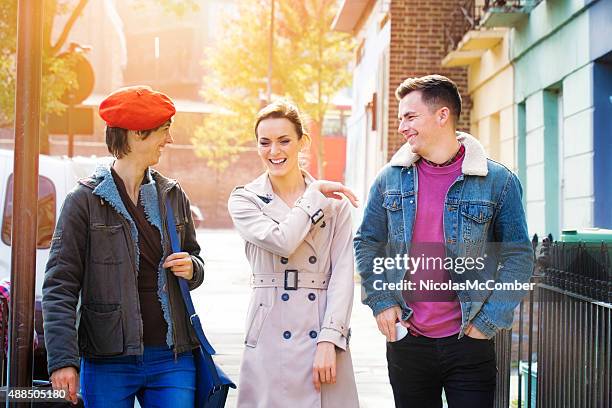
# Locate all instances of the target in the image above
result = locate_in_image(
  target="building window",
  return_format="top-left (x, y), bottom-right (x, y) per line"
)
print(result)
top-left (1, 174), bottom-right (56, 249)
top-left (593, 57), bottom-right (612, 228)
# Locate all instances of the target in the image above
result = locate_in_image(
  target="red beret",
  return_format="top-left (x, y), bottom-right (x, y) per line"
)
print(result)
top-left (99, 86), bottom-right (176, 131)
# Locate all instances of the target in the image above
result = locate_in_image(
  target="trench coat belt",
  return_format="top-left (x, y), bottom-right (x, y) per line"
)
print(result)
top-left (251, 272), bottom-right (332, 289)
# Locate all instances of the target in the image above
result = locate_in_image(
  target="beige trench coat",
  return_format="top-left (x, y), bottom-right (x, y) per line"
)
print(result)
top-left (228, 171), bottom-right (359, 408)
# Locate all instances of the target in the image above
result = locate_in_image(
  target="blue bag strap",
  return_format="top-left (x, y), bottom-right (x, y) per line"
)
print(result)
top-left (165, 197), bottom-right (216, 356)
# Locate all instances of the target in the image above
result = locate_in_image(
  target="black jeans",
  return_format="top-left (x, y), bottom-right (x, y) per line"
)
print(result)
top-left (386, 331), bottom-right (497, 408)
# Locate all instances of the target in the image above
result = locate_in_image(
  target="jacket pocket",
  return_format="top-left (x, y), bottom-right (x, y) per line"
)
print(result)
top-left (79, 304), bottom-right (124, 356)
top-left (382, 193), bottom-right (404, 239)
top-left (89, 223), bottom-right (125, 265)
top-left (460, 203), bottom-right (494, 243)
top-left (245, 303), bottom-right (270, 348)
top-left (382, 193), bottom-right (402, 211)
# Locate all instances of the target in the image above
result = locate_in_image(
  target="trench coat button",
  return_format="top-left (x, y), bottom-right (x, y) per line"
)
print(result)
top-left (309, 256), bottom-right (317, 264)
top-left (281, 257), bottom-right (288, 264)
top-left (320, 221), bottom-right (326, 228)
top-left (283, 331), bottom-right (291, 339)
top-left (309, 330), bottom-right (318, 339)
top-left (308, 293), bottom-right (316, 301)
top-left (281, 293), bottom-right (289, 301)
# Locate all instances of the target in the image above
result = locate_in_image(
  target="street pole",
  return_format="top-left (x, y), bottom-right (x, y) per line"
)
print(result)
top-left (67, 102), bottom-right (74, 158)
top-left (266, 0), bottom-right (275, 103)
top-left (9, 0), bottom-right (43, 402)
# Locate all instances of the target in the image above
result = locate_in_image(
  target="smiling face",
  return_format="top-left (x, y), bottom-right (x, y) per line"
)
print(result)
top-left (126, 121), bottom-right (173, 166)
top-left (256, 117), bottom-right (305, 177)
top-left (397, 91), bottom-right (450, 157)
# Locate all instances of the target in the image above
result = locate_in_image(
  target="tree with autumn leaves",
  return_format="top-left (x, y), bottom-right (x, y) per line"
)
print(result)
top-left (193, 0), bottom-right (354, 177)
top-left (0, 0), bottom-right (83, 153)
top-left (0, 0), bottom-right (196, 153)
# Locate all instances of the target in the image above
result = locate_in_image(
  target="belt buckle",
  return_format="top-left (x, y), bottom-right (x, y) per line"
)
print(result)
top-left (284, 269), bottom-right (298, 290)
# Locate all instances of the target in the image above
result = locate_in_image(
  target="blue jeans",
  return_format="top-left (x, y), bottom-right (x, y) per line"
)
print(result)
top-left (80, 346), bottom-right (196, 408)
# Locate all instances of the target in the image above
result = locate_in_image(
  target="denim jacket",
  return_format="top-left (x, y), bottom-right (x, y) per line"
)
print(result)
top-left (354, 132), bottom-right (533, 339)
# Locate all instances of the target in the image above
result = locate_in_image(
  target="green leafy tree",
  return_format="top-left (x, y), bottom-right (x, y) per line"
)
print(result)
top-left (0, 0), bottom-right (197, 153)
top-left (193, 0), bottom-right (354, 175)
top-left (0, 0), bottom-right (82, 154)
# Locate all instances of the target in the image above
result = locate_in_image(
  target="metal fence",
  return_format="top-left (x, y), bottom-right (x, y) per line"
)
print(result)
top-left (494, 236), bottom-right (612, 408)
top-left (444, 0), bottom-right (482, 54)
top-left (444, 0), bottom-right (545, 54)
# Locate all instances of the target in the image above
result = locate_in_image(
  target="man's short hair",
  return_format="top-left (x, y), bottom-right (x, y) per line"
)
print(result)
top-left (105, 120), bottom-right (171, 159)
top-left (395, 74), bottom-right (462, 121)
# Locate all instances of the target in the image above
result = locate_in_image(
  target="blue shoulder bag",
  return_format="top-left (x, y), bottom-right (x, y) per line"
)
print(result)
top-left (165, 198), bottom-right (236, 407)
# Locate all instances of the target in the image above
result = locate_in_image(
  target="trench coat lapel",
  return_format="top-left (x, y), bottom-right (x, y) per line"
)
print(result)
top-left (244, 171), bottom-right (318, 252)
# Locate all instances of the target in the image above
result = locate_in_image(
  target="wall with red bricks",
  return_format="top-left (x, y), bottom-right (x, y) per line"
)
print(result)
top-left (387, 0), bottom-right (472, 158)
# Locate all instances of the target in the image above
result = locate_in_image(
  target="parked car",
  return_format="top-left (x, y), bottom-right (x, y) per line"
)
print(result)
top-left (0, 149), bottom-right (106, 379)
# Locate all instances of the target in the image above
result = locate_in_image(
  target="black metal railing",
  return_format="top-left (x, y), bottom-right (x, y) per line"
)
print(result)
top-left (483, 0), bottom-right (541, 12)
top-left (444, 0), bottom-right (484, 54)
top-left (444, 0), bottom-right (546, 54)
top-left (494, 235), bottom-right (612, 408)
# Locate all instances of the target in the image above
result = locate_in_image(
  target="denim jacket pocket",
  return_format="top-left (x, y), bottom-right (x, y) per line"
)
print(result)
top-left (460, 203), bottom-right (494, 241)
top-left (460, 203), bottom-right (494, 260)
top-left (382, 194), bottom-right (402, 212)
top-left (382, 193), bottom-right (404, 240)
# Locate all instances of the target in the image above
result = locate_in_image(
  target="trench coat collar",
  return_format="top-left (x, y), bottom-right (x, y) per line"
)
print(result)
top-left (244, 170), bottom-right (318, 250)
top-left (389, 131), bottom-right (489, 176)
top-left (243, 169), bottom-right (316, 200)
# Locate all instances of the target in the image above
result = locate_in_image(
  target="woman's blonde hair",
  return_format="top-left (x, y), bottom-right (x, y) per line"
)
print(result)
top-left (254, 99), bottom-right (307, 139)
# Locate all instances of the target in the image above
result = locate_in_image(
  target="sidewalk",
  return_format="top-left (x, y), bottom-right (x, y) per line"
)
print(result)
top-left (192, 229), bottom-right (395, 408)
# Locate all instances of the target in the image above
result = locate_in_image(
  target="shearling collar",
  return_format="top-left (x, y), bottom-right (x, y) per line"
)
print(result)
top-left (84, 163), bottom-right (175, 347)
top-left (389, 131), bottom-right (488, 176)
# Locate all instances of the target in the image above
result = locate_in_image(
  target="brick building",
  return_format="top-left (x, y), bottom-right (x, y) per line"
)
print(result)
top-left (1, 0), bottom-right (351, 228)
top-left (333, 0), bottom-right (471, 223)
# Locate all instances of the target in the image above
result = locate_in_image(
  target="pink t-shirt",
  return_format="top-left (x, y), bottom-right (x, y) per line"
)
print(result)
top-left (404, 155), bottom-right (463, 338)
